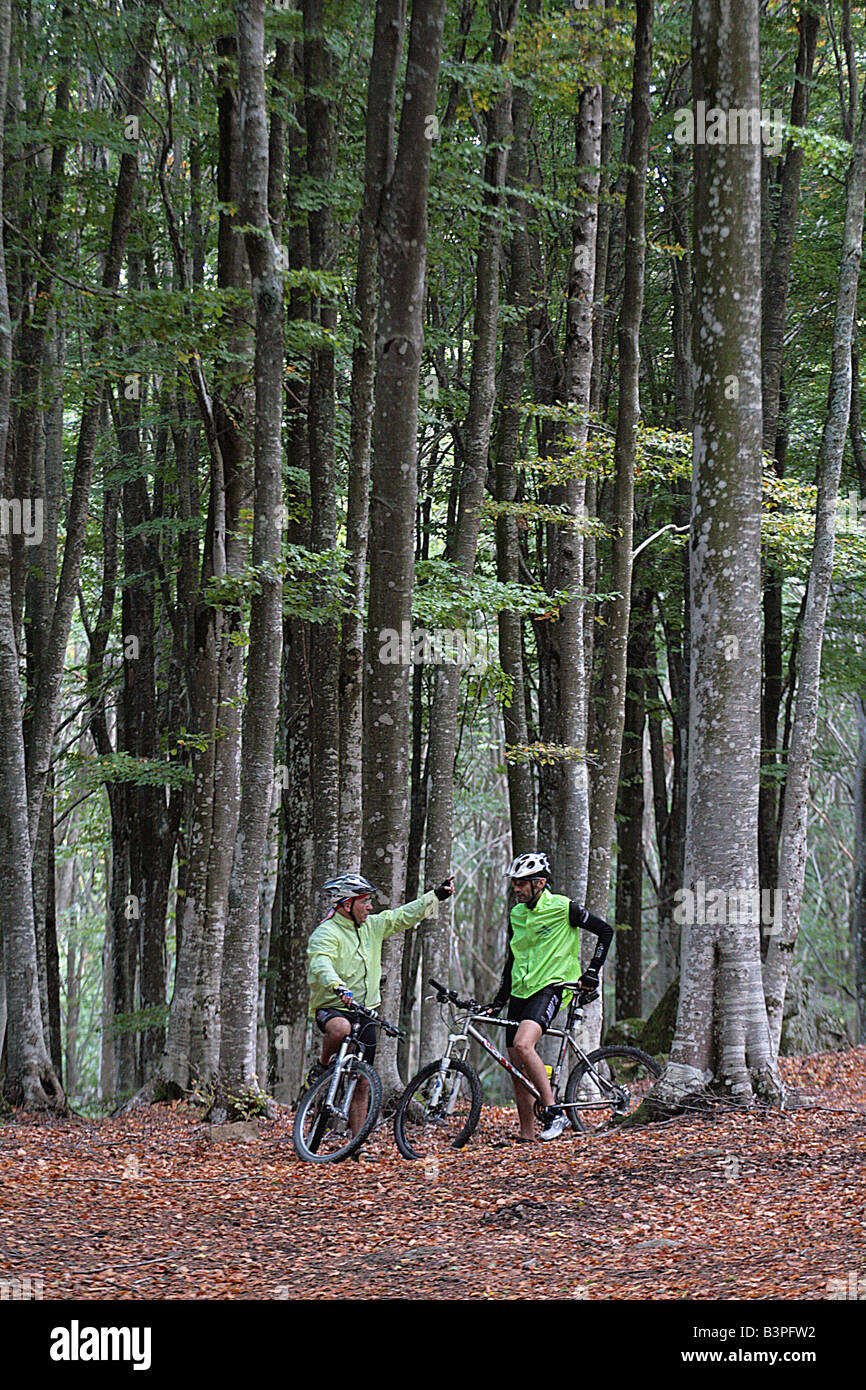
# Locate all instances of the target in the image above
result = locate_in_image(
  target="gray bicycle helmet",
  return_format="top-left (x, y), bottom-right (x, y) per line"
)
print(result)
top-left (321, 873), bottom-right (378, 908)
top-left (505, 851), bottom-right (551, 881)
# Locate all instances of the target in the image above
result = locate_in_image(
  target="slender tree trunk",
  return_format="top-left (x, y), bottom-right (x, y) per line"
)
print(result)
top-left (0, 0), bottom-right (62, 1110)
top-left (189, 31), bottom-right (253, 1086)
top-left (614, 584), bottom-right (648, 1019)
top-left (647, 641), bottom-right (685, 997)
top-left (764, 85), bottom-right (866, 1054)
top-left (267, 46), bottom-right (314, 1107)
top-left (758, 8), bottom-right (819, 897)
top-left (339, 0), bottom-right (406, 868)
top-left (362, 0), bottom-right (446, 1094)
top-left (855, 693), bottom-right (866, 1042)
top-left (216, 0), bottom-right (284, 1115)
top-left (268, 620), bottom-right (314, 1105)
top-left (422, 1), bottom-right (518, 1061)
top-left (257, 782), bottom-right (280, 1083)
top-left (586, 0), bottom-right (653, 919)
top-left (495, 81), bottom-right (536, 856)
top-left (304, 0), bottom-right (341, 889)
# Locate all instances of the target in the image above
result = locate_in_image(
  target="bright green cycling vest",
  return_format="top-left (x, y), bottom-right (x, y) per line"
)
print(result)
top-left (508, 888), bottom-right (580, 999)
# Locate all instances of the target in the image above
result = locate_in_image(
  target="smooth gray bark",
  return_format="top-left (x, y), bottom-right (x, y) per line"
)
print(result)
top-left (216, 0), bottom-right (284, 1113)
top-left (659, 0), bottom-right (780, 1105)
top-left (0, 0), bottom-right (62, 1109)
top-left (764, 84), bottom-right (866, 1054)
top-left (495, 79), bottom-right (536, 855)
top-left (855, 693), bottom-right (866, 1041)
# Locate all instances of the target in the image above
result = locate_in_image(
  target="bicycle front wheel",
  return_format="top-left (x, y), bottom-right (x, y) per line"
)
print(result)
top-left (393, 1058), bottom-right (483, 1161)
top-left (564, 1046), bottom-right (661, 1133)
top-left (292, 1057), bottom-right (382, 1162)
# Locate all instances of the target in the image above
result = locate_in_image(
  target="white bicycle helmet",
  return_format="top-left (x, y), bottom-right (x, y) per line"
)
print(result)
top-left (505, 852), bottom-right (551, 881)
top-left (321, 873), bottom-right (378, 908)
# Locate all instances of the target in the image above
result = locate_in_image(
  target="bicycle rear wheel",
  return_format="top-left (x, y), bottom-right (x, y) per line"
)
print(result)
top-left (564, 1046), bottom-right (661, 1133)
top-left (393, 1058), bottom-right (483, 1161)
top-left (293, 1057), bottom-right (382, 1162)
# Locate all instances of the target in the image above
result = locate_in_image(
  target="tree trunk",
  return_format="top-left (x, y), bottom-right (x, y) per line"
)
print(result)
top-left (304, 0), bottom-right (341, 889)
top-left (339, 0), bottom-right (406, 869)
top-left (586, 0), bottom-right (653, 920)
top-left (216, 0), bottom-right (284, 1115)
top-left (659, 0), bottom-right (780, 1106)
top-left (422, 0), bottom-right (518, 1061)
top-left (189, 31), bottom-right (253, 1087)
top-left (0, 0), bottom-right (62, 1110)
top-left (758, 8), bottom-right (819, 897)
top-left (614, 583), bottom-right (648, 1019)
top-left (362, 0), bottom-right (446, 1094)
top-left (764, 84), bottom-right (866, 1054)
top-left (855, 693), bottom-right (866, 1042)
top-left (495, 81), bottom-right (536, 856)
top-left (556, 35), bottom-right (602, 905)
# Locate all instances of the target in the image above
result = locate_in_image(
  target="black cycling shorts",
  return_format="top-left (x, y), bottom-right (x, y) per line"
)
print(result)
top-left (315, 1007), bottom-right (377, 1064)
top-left (504, 985), bottom-right (564, 1049)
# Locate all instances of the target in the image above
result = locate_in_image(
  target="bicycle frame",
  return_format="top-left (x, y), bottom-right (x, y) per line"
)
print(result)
top-left (321, 1010), bottom-right (382, 1121)
top-left (436, 1001), bottom-right (627, 1114)
top-left (319, 1036), bottom-right (360, 1127)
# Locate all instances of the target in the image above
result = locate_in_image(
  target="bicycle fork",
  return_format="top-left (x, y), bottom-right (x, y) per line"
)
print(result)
top-left (325, 1043), bottom-right (358, 1130)
top-left (434, 1036), bottom-right (469, 1115)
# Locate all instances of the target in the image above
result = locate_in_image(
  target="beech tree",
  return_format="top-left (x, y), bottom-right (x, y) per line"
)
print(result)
top-left (362, 0), bottom-right (446, 1094)
top-left (216, 0), bottom-right (285, 1116)
top-left (659, 0), bottom-right (780, 1105)
top-left (765, 81), bottom-right (866, 1052)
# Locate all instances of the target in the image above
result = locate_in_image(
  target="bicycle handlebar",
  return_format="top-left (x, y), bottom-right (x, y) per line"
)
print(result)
top-left (428, 977), bottom-right (477, 1011)
top-left (428, 976), bottom-right (599, 1011)
top-left (347, 1001), bottom-right (406, 1040)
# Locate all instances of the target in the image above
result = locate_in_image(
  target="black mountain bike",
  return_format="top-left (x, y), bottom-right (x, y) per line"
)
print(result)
top-left (393, 978), bottom-right (661, 1160)
top-left (293, 1003), bottom-right (404, 1163)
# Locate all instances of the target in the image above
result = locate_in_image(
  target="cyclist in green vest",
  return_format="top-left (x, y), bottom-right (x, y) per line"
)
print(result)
top-left (488, 852), bottom-right (613, 1142)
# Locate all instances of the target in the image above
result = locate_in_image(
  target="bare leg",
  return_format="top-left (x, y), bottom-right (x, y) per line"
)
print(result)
top-left (321, 1018), bottom-right (370, 1138)
top-left (321, 1016), bottom-right (349, 1064)
top-left (508, 1020), bottom-right (555, 1140)
top-left (348, 1077), bottom-right (370, 1136)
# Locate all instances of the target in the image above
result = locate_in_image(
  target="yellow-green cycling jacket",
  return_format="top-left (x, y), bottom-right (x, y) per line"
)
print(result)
top-left (307, 890), bottom-right (440, 1015)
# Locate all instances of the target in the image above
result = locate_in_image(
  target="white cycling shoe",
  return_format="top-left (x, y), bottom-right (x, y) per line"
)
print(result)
top-left (539, 1109), bottom-right (571, 1141)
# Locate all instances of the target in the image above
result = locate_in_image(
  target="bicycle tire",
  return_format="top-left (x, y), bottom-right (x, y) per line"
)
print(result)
top-left (292, 1057), bottom-right (382, 1162)
top-left (564, 1045), bottom-right (661, 1133)
top-left (393, 1057), bottom-right (483, 1161)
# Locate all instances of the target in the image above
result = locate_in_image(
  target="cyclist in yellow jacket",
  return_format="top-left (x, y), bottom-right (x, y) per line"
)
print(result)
top-left (307, 872), bottom-right (454, 1136)
top-left (490, 852), bottom-right (613, 1142)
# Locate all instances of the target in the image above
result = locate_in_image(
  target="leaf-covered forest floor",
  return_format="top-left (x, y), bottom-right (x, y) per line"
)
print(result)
top-left (2, 1049), bottom-right (865, 1301)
